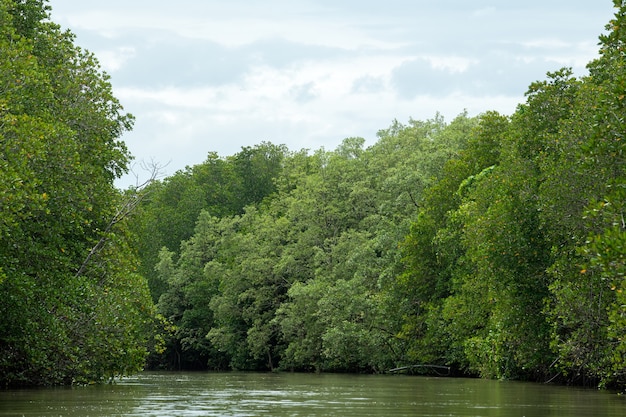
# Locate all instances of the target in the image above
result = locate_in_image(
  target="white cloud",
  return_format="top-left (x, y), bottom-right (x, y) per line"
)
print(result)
top-left (424, 56), bottom-right (478, 73)
top-left (520, 39), bottom-right (573, 49)
top-left (95, 46), bottom-right (136, 72)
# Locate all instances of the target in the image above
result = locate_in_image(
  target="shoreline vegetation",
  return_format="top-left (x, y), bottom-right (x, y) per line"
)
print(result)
top-left (1, 0), bottom-right (626, 392)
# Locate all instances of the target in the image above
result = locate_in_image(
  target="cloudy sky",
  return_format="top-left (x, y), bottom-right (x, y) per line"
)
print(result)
top-left (49, 1), bottom-right (615, 187)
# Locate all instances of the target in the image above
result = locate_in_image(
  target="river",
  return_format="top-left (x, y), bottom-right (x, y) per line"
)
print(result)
top-left (0, 372), bottom-right (624, 416)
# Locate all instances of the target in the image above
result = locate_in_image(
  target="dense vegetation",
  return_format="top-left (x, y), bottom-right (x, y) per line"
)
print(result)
top-left (2, 0), bottom-right (625, 391)
top-left (0, 0), bottom-right (155, 386)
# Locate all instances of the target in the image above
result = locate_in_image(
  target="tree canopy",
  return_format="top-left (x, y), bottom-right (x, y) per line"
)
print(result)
top-left (0, 0), bottom-right (154, 386)
top-left (3, 0), bottom-right (626, 392)
top-left (138, 1), bottom-right (626, 391)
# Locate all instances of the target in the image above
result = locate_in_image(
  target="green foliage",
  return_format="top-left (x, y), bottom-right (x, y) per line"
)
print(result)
top-left (10, 0), bottom-right (626, 391)
top-left (114, 0), bottom-right (626, 393)
top-left (133, 144), bottom-right (288, 303)
top-left (392, 1), bottom-right (626, 390)
top-left (278, 230), bottom-right (401, 372)
top-left (396, 112), bottom-right (507, 368)
top-left (149, 112), bottom-right (479, 373)
top-left (0, 0), bottom-right (154, 386)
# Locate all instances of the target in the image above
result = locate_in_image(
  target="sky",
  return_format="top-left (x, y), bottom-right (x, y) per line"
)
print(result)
top-left (48, 1), bottom-right (616, 188)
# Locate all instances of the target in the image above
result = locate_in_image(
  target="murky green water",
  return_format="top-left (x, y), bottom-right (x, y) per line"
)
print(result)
top-left (0, 372), bottom-right (624, 416)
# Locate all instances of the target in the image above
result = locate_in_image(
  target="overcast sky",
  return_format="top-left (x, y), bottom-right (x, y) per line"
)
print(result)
top-left (49, 1), bottom-right (616, 187)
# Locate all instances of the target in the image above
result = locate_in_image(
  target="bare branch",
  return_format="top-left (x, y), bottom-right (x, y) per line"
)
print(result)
top-left (75, 160), bottom-right (167, 279)
top-left (130, 158), bottom-right (170, 189)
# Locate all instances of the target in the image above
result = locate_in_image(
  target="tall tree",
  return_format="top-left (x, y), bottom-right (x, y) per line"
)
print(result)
top-left (0, 0), bottom-right (153, 386)
top-left (543, 0), bottom-right (626, 388)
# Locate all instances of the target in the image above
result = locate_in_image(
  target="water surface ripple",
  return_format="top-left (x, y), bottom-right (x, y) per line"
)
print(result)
top-left (1, 371), bottom-right (624, 416)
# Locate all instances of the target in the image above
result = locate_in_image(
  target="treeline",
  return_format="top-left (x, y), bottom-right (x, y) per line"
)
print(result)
top-left (135, 2), bottom-right (626, 390)
top-left (2, 0), bottom-right (625, 391)
top-left (135, 119), bottom-right (472, 372)
top-left (0, 0), bottom-right (155, 386)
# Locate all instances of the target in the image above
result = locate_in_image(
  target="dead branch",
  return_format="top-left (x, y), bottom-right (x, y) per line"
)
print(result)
top-left (74, 160), bottom-right (166, 279)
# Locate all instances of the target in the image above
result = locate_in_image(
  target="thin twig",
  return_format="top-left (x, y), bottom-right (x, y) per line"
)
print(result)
top-left (75, 161), bottom-right (165, 278)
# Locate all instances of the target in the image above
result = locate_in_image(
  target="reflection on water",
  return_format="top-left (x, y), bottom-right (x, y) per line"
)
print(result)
top-left (0, 372), bottom-right (624, 416)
